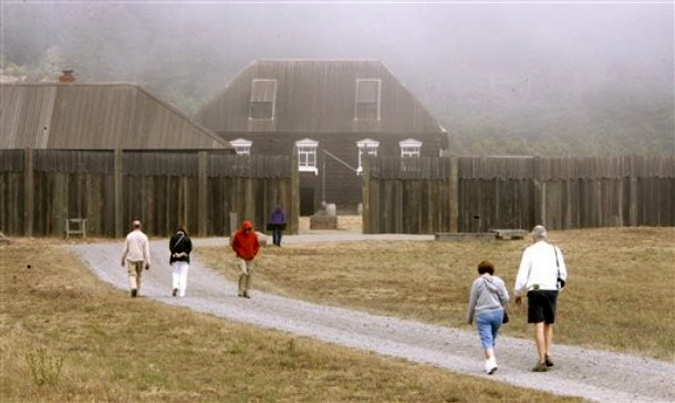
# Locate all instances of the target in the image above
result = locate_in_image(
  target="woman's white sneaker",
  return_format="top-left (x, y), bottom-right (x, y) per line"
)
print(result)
top-left (485, 357), bottom-right (498, 375)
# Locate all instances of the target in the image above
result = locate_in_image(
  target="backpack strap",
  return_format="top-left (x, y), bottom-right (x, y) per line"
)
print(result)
top-left (173, 233), bottom-right (185, 249)
top-left (553, 244), bottom-right (564, 290)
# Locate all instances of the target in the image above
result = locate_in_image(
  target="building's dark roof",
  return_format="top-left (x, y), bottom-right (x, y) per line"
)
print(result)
top-left (196, 60), bottom-right (446, 135)
top-left (1, 83), bottom-right (230, 150)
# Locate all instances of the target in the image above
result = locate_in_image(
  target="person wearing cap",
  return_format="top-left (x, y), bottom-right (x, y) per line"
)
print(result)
top-left (231, 220), bottom-right (260, 298)
top-left (120, 220), bottom-right (151, 298)
top-left (514, 225), bottom-right (568, 372)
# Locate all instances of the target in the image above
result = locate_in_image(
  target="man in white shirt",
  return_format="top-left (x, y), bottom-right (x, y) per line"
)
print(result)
top-left (121, 220), bottom-right (151, 297)
top-left (514, 225), bottom-right (568, 372)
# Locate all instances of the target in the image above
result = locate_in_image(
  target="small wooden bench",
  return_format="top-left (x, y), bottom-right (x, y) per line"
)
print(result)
top-left (65, 219), bottom-right (87, 238)
top-left (435, 232), bottom-right (496, 241)
top-left (489, 229), bottom-right (528, 240)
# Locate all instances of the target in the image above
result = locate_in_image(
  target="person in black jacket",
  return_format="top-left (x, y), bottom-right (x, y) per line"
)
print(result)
top-left (169, 226), bottom-right (192, 297)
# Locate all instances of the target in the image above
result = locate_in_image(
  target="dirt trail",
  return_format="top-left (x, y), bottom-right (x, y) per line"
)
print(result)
top-left (72, 236), bottom-right (674, 403)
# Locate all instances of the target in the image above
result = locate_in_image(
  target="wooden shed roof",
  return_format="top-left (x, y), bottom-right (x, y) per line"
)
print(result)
top-left (0, 83), bottom-right (230, 150)
top-left (196, 60), bottom-right (446, 135)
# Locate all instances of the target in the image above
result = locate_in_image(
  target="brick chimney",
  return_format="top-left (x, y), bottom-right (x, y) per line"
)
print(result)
top-left (59, 70), bottom-right (75, 83)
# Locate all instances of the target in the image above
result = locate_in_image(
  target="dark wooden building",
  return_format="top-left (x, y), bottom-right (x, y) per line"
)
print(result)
top-left (1, 82), bottom-right (230, 150)
top-left (196, 60), bottom-right (448, 214)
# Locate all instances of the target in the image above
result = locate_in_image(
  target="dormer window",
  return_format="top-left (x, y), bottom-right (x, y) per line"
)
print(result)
top-left (295, 138), bottom-right (319, 175)
top-left (230, 138), bottom-right (252, 156)
top-left (356, 138), bottom-right (379, 174)
top-left (355, 79), bottom-right (381, 121)
top-left (399, 138), bottom-right (422, 158)
top-left (249, 79), bottom-right (277, 120)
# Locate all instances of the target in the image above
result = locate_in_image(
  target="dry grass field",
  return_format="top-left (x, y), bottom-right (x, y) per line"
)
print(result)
top-left (201, 227), bottom-right (675, 361)
top-left (1, 239), bottom-right (581, 402)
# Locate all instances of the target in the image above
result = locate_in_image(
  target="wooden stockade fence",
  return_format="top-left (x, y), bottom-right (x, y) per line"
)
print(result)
top-left (362, 157), bottom-right (458, 234)
top-left (362, 155), bottom-right (675, 234)
top-left (0, 149), bottom-right (299, 237)
top-left (3, 150), bottom-right (672, 237)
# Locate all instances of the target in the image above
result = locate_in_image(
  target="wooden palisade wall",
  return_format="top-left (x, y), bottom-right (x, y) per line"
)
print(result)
top-left (363, 155), bottom-right (675, 234)
top-left (362, 156), bottom-right (458, 234)
top-left (0, 149), bottom-right (299, 237)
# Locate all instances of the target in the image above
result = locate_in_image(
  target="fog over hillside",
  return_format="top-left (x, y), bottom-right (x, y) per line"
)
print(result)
top-left (3, 2), bottom-right (673, 155)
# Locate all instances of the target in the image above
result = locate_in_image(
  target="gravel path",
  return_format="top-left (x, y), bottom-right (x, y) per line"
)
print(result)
top-left (71, 236), bottom-right (674, 403)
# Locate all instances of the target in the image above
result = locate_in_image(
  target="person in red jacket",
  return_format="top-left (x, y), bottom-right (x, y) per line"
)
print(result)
top-left (231, 220), bottom-right (260, 298)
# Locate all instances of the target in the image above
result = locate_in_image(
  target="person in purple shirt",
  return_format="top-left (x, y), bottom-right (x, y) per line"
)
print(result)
top-left (269, 205), bottom-right (286, 247)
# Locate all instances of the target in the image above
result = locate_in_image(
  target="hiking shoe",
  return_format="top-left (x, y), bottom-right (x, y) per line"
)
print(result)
top-left (172, 288), bottom-right (178, 297)
top-left (545, 354), bottom-right (554, 367)
top-left (488, 365), bottom-right (498, 375)
top-left (243, 292), bottom-right (251, 299)
top-left (131, 289), bottom-right (137, 298)
top-left (532, 362), bottom-right (547, 372)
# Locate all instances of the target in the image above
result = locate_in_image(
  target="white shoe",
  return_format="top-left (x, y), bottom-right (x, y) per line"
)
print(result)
top-left (485, 357), bottom-right (498, 375)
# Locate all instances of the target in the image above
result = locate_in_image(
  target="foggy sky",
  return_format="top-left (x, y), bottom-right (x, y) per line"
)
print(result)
top-left (2, 1), bottom-right (673, 153)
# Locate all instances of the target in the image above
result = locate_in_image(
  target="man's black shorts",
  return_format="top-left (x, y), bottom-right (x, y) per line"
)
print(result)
top-left (527, 290), bottom-right (559, 324)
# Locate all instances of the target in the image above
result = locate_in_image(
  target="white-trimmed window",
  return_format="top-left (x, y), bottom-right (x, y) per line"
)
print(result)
top-left (249, 79), bottom-right (277, 120)
top-left (295, 138), bottom-right (319, 175)
top-left (356, 138), bottom-right (379, 174)
top-left (399, 138), bottom-right (422, 158)
top-left (355, 79), bottom-right (381, 121)
top-left (230, 138), bottom-right (252, 156)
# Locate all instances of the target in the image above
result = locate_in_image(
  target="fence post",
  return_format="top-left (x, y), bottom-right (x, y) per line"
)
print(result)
top-left (629, 154), bottom-right (638, 227)
top-left (198, 151), bottom-right (208, 236)
top-left (533, 156), bottom-right (545, 226)
top-left (448, 156), bottom-right (458, 232)
top-left (290, 148), bottom-right (300, 235)
top-left (24, 148), bottom-right (33, 237)
top-left (244, 178), bottom-right (254, 226)
top-left (361, 157), bottom-right (371, 234)
top-left (229, 212), bottom-right (238, 236)
top-left (114, 149), bottom-right (123, 238)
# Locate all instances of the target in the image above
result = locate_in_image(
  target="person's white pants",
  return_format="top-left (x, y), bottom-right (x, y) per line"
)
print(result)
top-left (171, 261), bottom-right (190, 297)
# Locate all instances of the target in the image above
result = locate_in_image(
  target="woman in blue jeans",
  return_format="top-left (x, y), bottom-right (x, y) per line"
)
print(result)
top-left (466, 261), bottom-right (510, 374)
